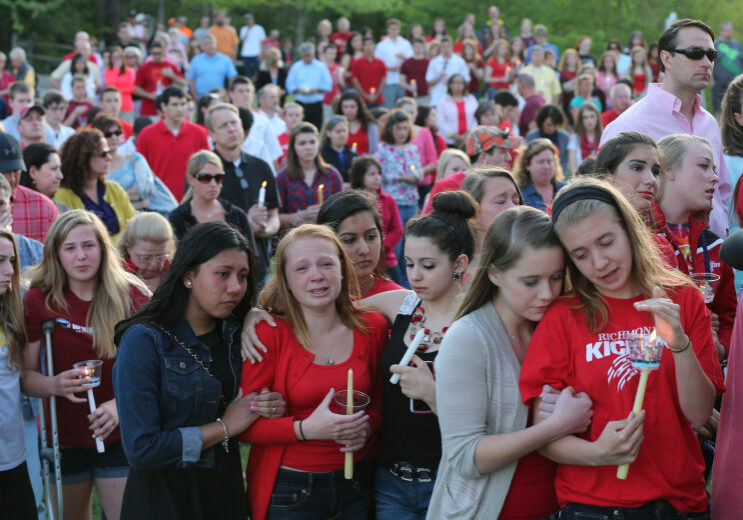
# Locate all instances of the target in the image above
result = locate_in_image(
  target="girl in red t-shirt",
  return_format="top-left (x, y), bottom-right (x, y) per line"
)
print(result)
top-left (429, 206), bottom-right (592, 519)
top-left (629, 46), bottom-right (652, 98)
top-left (484, 39), bottom-right (513, 99)
top-left (336, 91), bottom-right (380, 155)
top-left (520, 179), bottom-right (723, 518)
top-left (240, 224), bottom-right (389, 520)
top-left (21, 210), bottom-right (150, 520)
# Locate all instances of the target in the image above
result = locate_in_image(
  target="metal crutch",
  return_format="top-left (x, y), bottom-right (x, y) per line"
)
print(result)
top-left (38, 319), bottom-right (63, 520)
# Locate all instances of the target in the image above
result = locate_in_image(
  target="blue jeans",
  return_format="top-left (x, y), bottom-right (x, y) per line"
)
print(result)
top-left (266, 465), bottom-right (369, 520)
top-left (559, 502), bottom-right (709, 520)
top-left (242, 56), bottom-right (260, 80)
top-left (374, 467), bottom-right (434, 520)
top-left (394, 204), bottom-right (419, 289)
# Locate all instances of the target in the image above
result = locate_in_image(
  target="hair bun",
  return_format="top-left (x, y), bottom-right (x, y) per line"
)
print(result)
top-left (431, 190), bottom-right (476, 221)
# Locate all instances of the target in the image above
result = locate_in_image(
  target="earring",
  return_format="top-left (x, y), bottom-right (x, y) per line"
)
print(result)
top-left (452, 271), bottom-right (463, 281)
top-left (186, 281), bottom-right (192, 287)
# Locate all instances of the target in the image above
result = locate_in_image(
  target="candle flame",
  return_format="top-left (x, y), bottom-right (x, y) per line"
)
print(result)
top-left (261, 180), bottom-right (267, 188)
top-left (319, 184), bottom-right (325, 190)
top-left (649, 330), bottom-right (657, 342)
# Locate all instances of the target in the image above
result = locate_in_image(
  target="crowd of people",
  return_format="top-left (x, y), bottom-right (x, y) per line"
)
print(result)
top-left (2, 6), bottom-right (743, 520)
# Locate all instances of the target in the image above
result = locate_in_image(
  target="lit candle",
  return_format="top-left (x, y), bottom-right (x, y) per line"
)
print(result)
top-left (344, 369), bottom-right (354, 479)
top-left (258, 180), bottom-right (267, 208)
top-left (317, 184), bottom-right (325, 205)
top-left (410, 79), bottom-right (417, 93)
top-left (617, 330), bottom-right (657, 480)
top-left (370, 87), bottom-right (376, 95)
top-left (409, 163), bottom-right (419, 180)
top-left (390, 329), bottom-right (425, 384)
top-left (351, 142), bottom-right (358, 154)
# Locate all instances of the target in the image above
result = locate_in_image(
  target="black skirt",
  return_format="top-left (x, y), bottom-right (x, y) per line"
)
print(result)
top-left (121, 438), bottom-right (248, 520)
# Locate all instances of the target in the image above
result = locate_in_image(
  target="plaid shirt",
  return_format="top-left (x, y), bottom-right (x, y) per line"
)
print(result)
top-left (277, 166), bottom-right (343, 215)
top-left (11, 185), bottom-right (59, 243)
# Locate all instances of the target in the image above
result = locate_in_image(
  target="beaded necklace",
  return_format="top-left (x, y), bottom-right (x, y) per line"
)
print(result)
top-left (408, 306), bottom-right (449, 352)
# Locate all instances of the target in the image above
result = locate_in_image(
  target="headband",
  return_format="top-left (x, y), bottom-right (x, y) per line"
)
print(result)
top-left (551, 186), bottom-right (621, 223)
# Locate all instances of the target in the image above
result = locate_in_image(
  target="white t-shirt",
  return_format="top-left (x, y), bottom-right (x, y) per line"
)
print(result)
top-left (257, 109), bottom-right (287, 138)
top-left (0, 328), bottom-right (25, 471)
top-left (425, 54), bottom-right (471, 105)
top-left (374, 36), bottom-right (413, 85)
top-left (240, 24), bottom-right (267, 58)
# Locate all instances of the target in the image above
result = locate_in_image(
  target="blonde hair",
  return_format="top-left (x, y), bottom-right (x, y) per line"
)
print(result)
top-left (657, 134), bottom-right (714, 199)
top-left (183, 150), bottom-right (223, 202)
top-left (0, 231), bottom-right (27, 371)
top-left (513, 139), bottom-right (565, 187)
top-left (552, 178), bottom-right (690, 332)
top-left (259, 224), bottom-right (365, 347)
top-left (28, 210), bottom-right (148, 357)
top-left (117, 212), bottom-right (176, 259)
top-left (436, 149), bottom-right (471, 181)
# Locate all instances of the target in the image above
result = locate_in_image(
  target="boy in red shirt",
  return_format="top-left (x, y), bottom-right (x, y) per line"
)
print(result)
top-left (351, 37), bottom-right (387, 108)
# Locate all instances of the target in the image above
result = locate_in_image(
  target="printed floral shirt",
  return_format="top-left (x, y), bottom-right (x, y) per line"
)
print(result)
top-left (375, 142), bottom-right (422, 207)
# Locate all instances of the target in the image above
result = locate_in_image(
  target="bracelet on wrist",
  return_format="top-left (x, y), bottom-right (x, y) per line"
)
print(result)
top-left (216, 417), bottom-right (230, 453)
top-left (298, 419), bottom-right (308, 441)
top-left (668, 337), bottom-right (691, 354)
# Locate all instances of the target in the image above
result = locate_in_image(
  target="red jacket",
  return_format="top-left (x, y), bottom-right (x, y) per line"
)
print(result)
top-left (240, 312), bottom-right (388, 519)
top-left (652, 202), bottom-right (737, 354)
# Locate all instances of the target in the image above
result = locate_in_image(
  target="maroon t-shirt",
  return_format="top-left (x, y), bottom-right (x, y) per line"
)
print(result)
top-left (400, 57), bottom-right (429, 96)
top-left (518, 93), bottom-right (546, 137)
top-left (65, 100), bottom-right (94, 129)
top-left (25, 285), bottom-right (149, 450)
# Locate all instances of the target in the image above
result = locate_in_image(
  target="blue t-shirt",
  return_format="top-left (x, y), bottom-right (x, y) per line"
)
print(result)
top-left (187, 52), bottom-right (238, 98)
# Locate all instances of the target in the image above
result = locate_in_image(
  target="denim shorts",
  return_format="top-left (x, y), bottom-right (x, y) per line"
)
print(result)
top-left (559, 502), bottom-right (709, 520)
top-left (59, 441), bottom-right (130, 484)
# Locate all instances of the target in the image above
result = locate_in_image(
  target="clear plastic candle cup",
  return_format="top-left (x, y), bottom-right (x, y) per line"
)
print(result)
top-left (74, 360), bottom-right (103, 388)
top-left (689, 272), bottom-right (721, 304)
top-left (332, 390), bottom-right (370, 415)
top-left (626, 332), bottom-right (662, 370)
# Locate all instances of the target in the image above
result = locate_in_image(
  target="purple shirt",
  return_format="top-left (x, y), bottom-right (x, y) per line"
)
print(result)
top-left (601, 83), bottom-right (731, 238)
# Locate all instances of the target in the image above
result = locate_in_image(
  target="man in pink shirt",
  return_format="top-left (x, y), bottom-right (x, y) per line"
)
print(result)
top-left (601, 19), bottom-right (731, 238)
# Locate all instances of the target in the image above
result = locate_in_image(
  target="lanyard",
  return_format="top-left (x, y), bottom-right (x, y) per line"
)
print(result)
top-left (665, 229), bottom-right (711, 276)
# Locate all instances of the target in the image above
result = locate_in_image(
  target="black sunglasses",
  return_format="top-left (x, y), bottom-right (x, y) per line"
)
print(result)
top-left (104, 129), bottom-right (123, 138)
top-left (671, 47), bottom-right (717, 62)
top-left (194, 173), bottom-right (225, 184)
top-left (99, 149), bottom-right (112, 157)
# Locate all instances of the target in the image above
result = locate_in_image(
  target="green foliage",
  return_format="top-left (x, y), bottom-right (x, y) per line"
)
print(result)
top-left (0, 0), bottom-right (65, 33)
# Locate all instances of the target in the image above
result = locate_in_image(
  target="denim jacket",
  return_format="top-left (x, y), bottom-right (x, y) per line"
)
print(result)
top-left (113, 318), bottom-right (242, 470)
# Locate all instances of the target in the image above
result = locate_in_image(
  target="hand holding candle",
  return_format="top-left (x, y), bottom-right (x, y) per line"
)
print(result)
top-left (390, 329), bottom-right (425, 384)
top-left (258, 180), bottom-right (267, 208)
top-left (616, 330), bottom-right (660, 479)
top-left (74, 360), bottom-right (105, 453)
top-left (317, 184), bottom-right (325, 205)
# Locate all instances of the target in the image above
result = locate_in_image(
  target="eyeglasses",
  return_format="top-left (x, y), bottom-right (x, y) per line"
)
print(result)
top-left (132, 252), bottom-right (170, 263)
top-left (671, 47), bottom-right (717, 62)
top-left (104, 129), bottom-right (123, 138)
top-left (194, 173), bottom-right (225, 184)
top-left (99, 149), bottom-right (112, 157)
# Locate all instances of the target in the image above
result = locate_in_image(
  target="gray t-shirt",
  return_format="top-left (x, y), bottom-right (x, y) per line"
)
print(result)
top-left (0, 330), bottom-right (25, 471)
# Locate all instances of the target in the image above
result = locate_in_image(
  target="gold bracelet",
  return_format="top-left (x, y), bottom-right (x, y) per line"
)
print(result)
top-left (668, 338), bottom-right (691, 354)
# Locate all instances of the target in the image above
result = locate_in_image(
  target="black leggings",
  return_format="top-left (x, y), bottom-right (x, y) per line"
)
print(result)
top-left (0, 461), bottom-right (37, 519)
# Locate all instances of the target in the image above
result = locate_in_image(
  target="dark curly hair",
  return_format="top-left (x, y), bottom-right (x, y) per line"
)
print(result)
top-left (59, 129), bottom-right (106, 194)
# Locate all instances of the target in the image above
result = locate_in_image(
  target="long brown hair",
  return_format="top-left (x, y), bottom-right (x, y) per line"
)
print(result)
top-left (721, 75), bottom-right (743, 157)
top-left (552, 178), bottom-right (690, 332)
top-left (0, 231), bottom-right (26, 371)
top-left (285, 123), bottom-right (330, 181)
top-left (59, 129), bottom-right (106, 194)
top-left (456, 206), bottom-right (561, 320)
top-left (259, 224), bottom-right (365, 347)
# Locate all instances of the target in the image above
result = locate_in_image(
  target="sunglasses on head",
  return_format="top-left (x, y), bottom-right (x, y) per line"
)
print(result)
top-left (671, 47), bottom-right (717, 61)
top-left (194, 173), bottom-right (225, 184)
top-left (104, 129), bottom-right (123, 138)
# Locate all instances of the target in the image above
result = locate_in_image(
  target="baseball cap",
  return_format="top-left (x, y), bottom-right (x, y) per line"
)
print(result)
top-left (135, 13), bottom-right (147, 23)
top-left (465, 126), bottom-right (522, 157)
top-left (0, 133), bottom-right (25, 173)
top-left (19, 104), bottom-right (45, 120)
top-left (244, 13), bottom-right (254, 19)
top-left (128, 9), bottom-right (137, 17)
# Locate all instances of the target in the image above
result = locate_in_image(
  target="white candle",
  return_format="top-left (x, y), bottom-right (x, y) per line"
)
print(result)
top-left (258, 180), bottom-right (267, 208)
top-left (390, 329), bottom-right (426, 384)
top-left (344, 369), bottom-right (354, 479)
top-left (88, 389), bottom-right (106, 453)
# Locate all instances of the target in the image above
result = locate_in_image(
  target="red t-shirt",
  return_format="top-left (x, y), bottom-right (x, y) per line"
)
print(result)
top-left (323, 63), bottom-right (343, 105)
top-left (465, 57), bottom-right (485, 93)
top-left (453, 40), bottom-right (483, 56)
top-left (455, 100), bottom-right (467, 135)
top-left (486, 57), bottom-right (511, 89)
top-left (499, 451), bottom-right (558, 519)
top-left (331, 31), bottom-right (351, 60)
top-left (347, 126), bottom-right (370, 156)
top-left (25, 285), bottom-right (149, 450)
top-left (519, 288), bottom-right (724, 512)
top-left (600, 108), bottom-right (620, 129)
top-left (134, 61), bottom-right (184, 116)
top-left (364, 276), bottom-right (403, 297)
top-left (65, 100), bottom-right (94, 129)
top-left (399, 57), bottom-right (430, 97)
top-left (350, 57), bottom-right (387, 104)
top-left (136, 119), bottom-right (209, 200)
top-left (119, 118), bottom-right (133, 140)
top-left (633, 73), bottom-right (647, 95)
top-left (277, 131), bottom-right (290, 169)
top-left (422, 171), bottom-right (467, 215)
